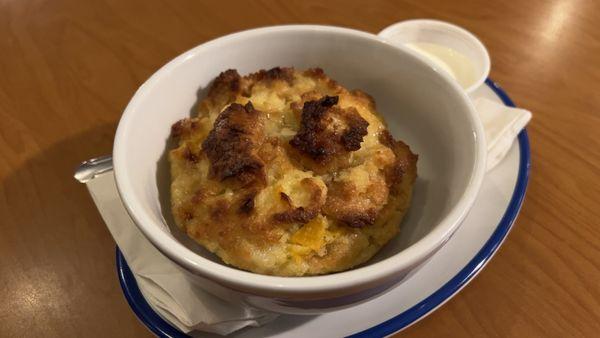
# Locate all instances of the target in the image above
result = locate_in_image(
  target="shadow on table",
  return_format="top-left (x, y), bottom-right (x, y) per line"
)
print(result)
top-left (0, 122), bottom-right (153, 334)
top-left (2, 121), bottom-right (119, 250)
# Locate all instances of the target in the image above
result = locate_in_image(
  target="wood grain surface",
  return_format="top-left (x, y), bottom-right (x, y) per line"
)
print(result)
top-left (1, 0), bottom-right (599, 337)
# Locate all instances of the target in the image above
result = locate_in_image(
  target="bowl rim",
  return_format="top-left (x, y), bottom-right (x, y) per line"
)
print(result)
top-left (378, 19), bottom-right (491, 94)
top-left (113, 24), bottom-right (486, 295)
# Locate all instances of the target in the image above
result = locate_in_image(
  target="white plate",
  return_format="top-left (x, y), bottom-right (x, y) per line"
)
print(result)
top-left (116, 79), bottom-right (530, 337)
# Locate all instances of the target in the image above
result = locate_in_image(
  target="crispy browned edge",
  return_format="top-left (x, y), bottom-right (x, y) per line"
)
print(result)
top-left (201, 102), bottom-right (266, 186)
top-left (289, 95), bottom-right (369, 163)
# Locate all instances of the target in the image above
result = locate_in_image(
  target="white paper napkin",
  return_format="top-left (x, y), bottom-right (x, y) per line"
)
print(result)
top-left (473, 97), bottom-right (532, 171)
top-left (86, 173), bottom-right (278, 336)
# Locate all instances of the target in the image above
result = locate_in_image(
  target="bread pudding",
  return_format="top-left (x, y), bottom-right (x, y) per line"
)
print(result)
top-left (169, 67), bottom-right (417, 276)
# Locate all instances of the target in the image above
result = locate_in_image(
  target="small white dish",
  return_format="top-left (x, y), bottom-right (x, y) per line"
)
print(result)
top-left (379, 19), bottom-right (491, 93)
top-left (112, 25), bottom-right (486, 313)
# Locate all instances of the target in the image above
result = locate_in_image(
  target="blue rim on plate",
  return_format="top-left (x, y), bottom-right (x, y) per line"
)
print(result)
top-left (116, 79), bottom-right (531, 338)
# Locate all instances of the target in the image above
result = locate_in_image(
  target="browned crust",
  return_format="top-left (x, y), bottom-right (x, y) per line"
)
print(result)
top-left (212, 69), bottom-right (241, 94)
top-left (289, 96), bottom-right (369, 163)
top-left (201, 102), bottom-right (266, 186)
top-left (182, 147), bottom-right (199, 163)
top-left (273, 178), bottom-right (325, 224)
top-left (378, 129), bottom-right (397, 152)
top-left (238, 193), bottom-right (256, 214)
top-left (288, 91), bottom-right (323, 122)
top-left (190, 189), bottom-right (205, 204)
top-left (273, 207), bottom-right (317, 223)
top-left (379, 130), bottom-right (418, 192)
top-left (171, 118), bottom-right (198, 141)
top-left (279, 192), bottom-right (292, 206)
top-left (289, 95), bottom-right (339, 161)
top-left (300, 177), bottom-right (326, 207)
top-left (248, 67), bottom-right (295, 84)
top-left (303, 67), bottom-right (326, 79)
top-left (341, 112), bottom-right (369, 151)
top-left (199, 69), bottom-right (242, 113)
top-left (338, 210), bottom-right (378, 228)
top-left (302, 68), bottom-right (341, 91)
top-left (210, 199), bottom-right (230, 221)
top-left (182, 210), bottom-right (194, 221)
top-left (323, 177), bottom-right (388, 228)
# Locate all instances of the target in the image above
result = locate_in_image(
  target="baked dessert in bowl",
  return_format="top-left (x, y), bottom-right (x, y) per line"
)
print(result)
top-left (113, 25), bottom-right (485, 314)
top-left (169, 67), bottom-right (417, 276)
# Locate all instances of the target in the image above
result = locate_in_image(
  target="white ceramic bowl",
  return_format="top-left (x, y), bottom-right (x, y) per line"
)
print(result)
top-left (379, 19), bottom-right (491, 93)
top-left (113, 25), bottom-right (486, 314)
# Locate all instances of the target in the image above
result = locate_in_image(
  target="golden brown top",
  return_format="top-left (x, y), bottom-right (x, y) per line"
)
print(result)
top-left (169, 67), bottom-right (417, 275)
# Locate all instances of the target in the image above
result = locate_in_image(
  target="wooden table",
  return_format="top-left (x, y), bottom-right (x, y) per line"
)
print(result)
top-left (1, 0), bottom-right (599, 336)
